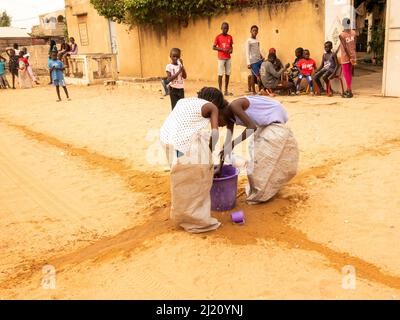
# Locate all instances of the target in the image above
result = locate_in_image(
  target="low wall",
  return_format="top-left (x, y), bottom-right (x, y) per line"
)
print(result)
top-left (26, 45), bottom-right (49, 74)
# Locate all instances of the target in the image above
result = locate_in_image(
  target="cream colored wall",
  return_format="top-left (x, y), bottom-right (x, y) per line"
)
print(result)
top-left (66, 0), bottom-right (325, 82)
top-left (134, 1), bottom-right (325, 82)
top-left (65, 0), bottom-right (111, 54)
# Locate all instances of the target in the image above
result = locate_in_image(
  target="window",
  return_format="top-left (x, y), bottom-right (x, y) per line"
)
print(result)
top-left (78, 22), bottom-right (89, 46)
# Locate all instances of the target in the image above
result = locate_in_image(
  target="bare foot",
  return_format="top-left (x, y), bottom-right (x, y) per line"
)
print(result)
top-left (67, 98), bottom-right (71, 101)
top-left (56, 99), bottom-right (61, 102)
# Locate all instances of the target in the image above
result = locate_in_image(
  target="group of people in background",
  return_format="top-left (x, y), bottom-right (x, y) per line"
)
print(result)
top-left (0, 43), bottom-right (39, 89)
top-left (0, 37), bottom-right (77, 101)
top-left (161, 17), bottom-right (357, 109)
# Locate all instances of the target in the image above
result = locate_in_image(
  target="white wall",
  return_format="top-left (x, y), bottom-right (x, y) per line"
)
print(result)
top-left (325, 0), bottom-right (356, 50)
top-left (382, 0), bottom-right (400, 97)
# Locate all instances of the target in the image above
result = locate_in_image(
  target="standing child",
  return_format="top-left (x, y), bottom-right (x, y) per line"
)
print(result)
top-left (165, 48), bottom-right (187, 110)
top-left (5, 48), bottom-right (19, 89)
top-left (0, 55), bottom-right (10, 89)
top-left (339, 17), bottom-right (357, 98)
top-left (296, 49), bottom-right (317, 95)
top-left (314, 41), bottom-right (338, 95)
top-left (22, 47), bottom-right (39, 85)
top-left (17, 51), bottom-right (32, 89)
top-left (213, 22), bottom-right (233, 96)
top-left (246, 25), bottom-right (264, 94)
top-left (48, 52), bottom-right (70, 101)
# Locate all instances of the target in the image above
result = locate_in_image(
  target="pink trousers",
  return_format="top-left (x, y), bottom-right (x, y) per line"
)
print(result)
top-left (342, 63), bottom-right (352, 91)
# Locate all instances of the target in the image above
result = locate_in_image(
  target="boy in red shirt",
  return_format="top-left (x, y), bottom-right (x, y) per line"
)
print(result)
top-left (296, 49), bottom-right (317, 95)
top-left (213, 22), bottom-right (233, 96)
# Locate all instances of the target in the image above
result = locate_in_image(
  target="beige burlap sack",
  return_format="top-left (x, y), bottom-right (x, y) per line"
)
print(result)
top-left (168, 132), bottom-right (221, 233)
top-left (246, 123), bottom-right (299, 204)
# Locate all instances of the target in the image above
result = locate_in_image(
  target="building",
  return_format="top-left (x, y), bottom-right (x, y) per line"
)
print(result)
top-left (65, 0), bottom-right (325, 81)
top-left (31, 10), bottom-right (66, 42)
top-left (0, 27), bottom-right (32, 51)
top-left (64, 0), bottom-right (398, 96)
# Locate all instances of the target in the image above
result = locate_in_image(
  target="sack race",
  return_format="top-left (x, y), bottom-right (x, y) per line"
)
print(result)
top-left (167, 132), bottom-right (221, 233)
top-left (246, 123), bottom-right (299, 204)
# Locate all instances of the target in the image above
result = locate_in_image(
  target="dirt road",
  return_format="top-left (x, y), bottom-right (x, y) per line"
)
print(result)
top-left (0, 74), bottom-right (399, 299)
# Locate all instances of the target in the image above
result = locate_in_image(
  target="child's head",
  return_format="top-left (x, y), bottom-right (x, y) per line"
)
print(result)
top-left (267, 52), bottom-right (277, 62)
top-left (51, 51), bottom-right (58, 60)
top-left (295, 47), bottom-right (303, 58)
top-left (9, 48), bottom-right (15, 57)
top-left (21, 47), bottom-right (27, 54)
top-left (221, 22), bottom-right (229, 35)
top-left (303, 49), bottom-right (310, 59)
top-left (18, 50), bottom-right (24, 58)
top-left (70, 37), bottom-right (75, 43)
top-left (13, 43), bottom-right (19, 50)
top-left (198, 87), bottom-right (225, 111)
top-left (169, 48), bottom-right (181, 64)
top-left (250, 25), bottom-right (259, 38)
top-left (342, 17), bottom-right (351, 30)
top-left (269, 48), bottom-right (276, 55)
top-left (324, 41), bottom-right (333, 53)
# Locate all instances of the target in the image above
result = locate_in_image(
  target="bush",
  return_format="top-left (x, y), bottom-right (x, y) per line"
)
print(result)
top-left (90, 0), bottom-right (294, 26)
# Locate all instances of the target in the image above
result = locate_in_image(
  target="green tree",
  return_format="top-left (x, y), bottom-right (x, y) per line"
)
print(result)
top-left (90, 0), bottom-right (293, 26)
top-left (0, 10), bottom-right (12, 27)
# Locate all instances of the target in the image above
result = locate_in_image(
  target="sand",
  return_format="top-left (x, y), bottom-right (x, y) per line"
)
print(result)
top-left (0, 69), bottom-right (399, 299)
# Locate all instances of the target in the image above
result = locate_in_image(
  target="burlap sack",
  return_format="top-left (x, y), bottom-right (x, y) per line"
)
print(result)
top-left (246, 123), bottom-right (299, 203)
top-left (168, 132), bottom-right (221, 233)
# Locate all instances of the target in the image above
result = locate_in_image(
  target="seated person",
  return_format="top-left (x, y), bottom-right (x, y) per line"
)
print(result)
top-left (260, 53), bottom-right (294, 96)
top-left (296, 49), bottom-right (317, 95)
top-left (288, 47), bottom-right (303, 82)
top-left (269, 48), bottom-right (283, 72)
top-left (313, 41), bottom-right (338, 96)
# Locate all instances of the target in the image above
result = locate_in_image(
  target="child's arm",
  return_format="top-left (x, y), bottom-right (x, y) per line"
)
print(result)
top-left (245, 39), bottom-right (251, 68)
top-left (201, 102), bottom-right (219, 152)
top-left (180, 59), bottom-right (187, 79)
top-left (316, 56), bottom-right (324, 72)
top-left (329, 53), bottom-right (339, 79)
top-left (166, 69), bottom-right (182, 83)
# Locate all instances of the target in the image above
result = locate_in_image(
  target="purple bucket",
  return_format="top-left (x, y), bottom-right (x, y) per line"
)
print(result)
top-left (211, 165), bottom-right (240, 211)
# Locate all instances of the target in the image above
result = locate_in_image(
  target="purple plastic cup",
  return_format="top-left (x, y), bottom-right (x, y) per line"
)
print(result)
top-left (231, 210), bottom-right (245, 224)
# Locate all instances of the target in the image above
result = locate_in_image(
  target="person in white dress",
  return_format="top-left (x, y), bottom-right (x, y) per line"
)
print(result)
top-left (160, 87), bottom-right (227, 233)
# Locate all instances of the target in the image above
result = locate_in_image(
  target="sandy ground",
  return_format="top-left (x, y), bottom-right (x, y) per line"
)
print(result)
top-left (0, 68), bottom-right (399, 299)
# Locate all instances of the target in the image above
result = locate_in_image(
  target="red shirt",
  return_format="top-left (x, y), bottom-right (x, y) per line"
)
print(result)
top-left (214, 34), bottom-right (233, 60)
top-left (18, 57), bottom-right (29, 67)
top-left (297, 58), bottom-right (317, 76)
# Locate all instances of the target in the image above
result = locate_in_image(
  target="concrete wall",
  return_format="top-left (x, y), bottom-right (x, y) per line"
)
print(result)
top-left (26, 45), bottom-right (49, 73)
top-left (382, 0), bottom-right (400, 97)
top-left (65, 0), bottom-right (111, 54)
top-left (65, 0), bottom-right (325, 82)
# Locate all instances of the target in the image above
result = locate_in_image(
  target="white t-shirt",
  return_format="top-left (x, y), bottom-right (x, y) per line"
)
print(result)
top-left (160, 98), bottom-right (210, 153)
top-left (246, 38), bottom-right (262, 65)
top-left (165, 62), bottom-right (184, 89)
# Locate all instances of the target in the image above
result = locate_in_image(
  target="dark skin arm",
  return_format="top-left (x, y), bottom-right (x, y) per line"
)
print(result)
top-left (201, 102), bottom-right (219, 152)
top-left (316, 55), bottom-right (325, 73)
top-left (329, 53), bottom-right (339, 80)
top-left (220, 98), bottom-right (257, 160)
top-left (166, 60), bottom-right (186, 82)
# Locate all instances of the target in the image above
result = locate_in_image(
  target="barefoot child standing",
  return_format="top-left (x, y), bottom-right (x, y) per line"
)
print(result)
top-left (165, 48), bottom-right (187, 110)
top-left (48, 52), bottom-right (70, 101)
